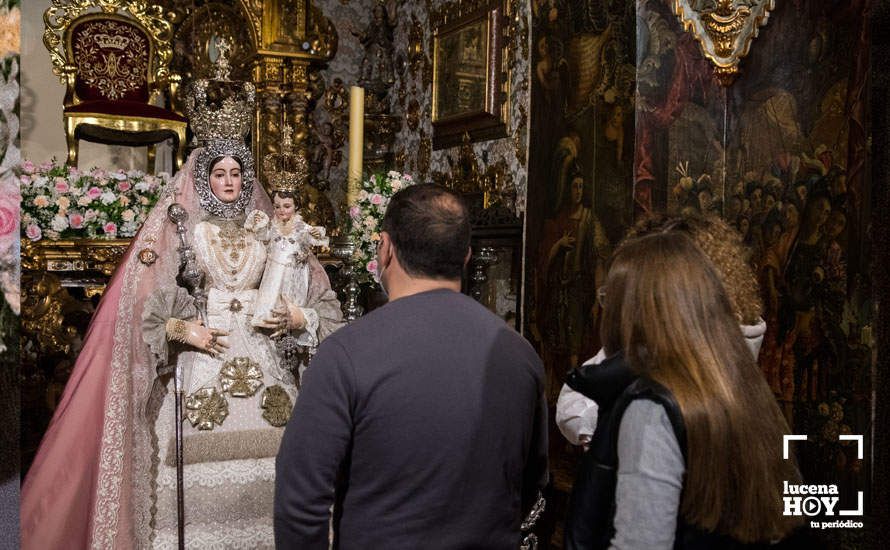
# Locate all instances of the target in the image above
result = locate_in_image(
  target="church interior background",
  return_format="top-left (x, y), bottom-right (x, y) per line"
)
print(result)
top-left (15, 0), bottom-right (890, 547)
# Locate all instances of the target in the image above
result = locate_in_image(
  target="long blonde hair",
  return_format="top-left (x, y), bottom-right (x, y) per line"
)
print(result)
top-left (602, 231), bottom-right (800, 542)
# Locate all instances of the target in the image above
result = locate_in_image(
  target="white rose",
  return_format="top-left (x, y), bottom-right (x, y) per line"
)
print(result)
top-left (51, 215), bottom-right (69, 232)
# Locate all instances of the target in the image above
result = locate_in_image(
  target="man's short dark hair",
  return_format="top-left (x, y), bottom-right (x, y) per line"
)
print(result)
top-left (381, 183), bottom-right (470, 279)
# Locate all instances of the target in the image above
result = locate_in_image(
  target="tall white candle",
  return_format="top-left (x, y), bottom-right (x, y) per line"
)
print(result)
top-left (347, 86), bottom-right (365, 207)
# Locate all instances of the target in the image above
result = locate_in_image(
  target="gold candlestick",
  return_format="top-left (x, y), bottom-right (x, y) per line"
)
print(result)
top-left (347, 86), bottom-right (365, 208)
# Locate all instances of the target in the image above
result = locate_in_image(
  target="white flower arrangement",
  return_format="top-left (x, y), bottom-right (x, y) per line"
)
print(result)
top-left (19, 159), bottom-right (167, 242)
top-left (347, 170), bottom-right (416, 283)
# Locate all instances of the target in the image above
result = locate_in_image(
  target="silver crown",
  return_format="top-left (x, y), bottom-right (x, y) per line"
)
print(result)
top-left (184, 39), bottom-right (255, 144)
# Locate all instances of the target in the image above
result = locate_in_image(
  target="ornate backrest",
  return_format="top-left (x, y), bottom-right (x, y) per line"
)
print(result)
top-left (44, 0), bottom-right (175, 106)
top-left (68, 14), bottom-right (152, 102)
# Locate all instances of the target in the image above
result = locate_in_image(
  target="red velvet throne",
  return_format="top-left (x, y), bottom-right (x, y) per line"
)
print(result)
top-left (43, 0), bottom-right (187, 170)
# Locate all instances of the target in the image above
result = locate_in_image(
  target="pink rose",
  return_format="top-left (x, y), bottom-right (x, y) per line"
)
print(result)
top-left (349, 205), bottom-right (361, 220)
top-left (87, 186), bottom-right (102, 199)
top-left (0, 200), bottom-right (18, 236)
top-left (366, 259), bottom-right (378, 274)
top-left (21, 160), bottom-right (35, 174)
top-left (39, 161), bottom-right (54, 172)
top-left (117, 181), bottom-right (131, 192)
top-left (19, 175), bottom-right (30, 185)
top-left (370, 194), bottom-right (384, 205)
top-left (25, 223), bottom-right (42, 241)
top-left (69, 213), bottom-right (85, 229)
top-left (54, 177), bottom-right (70, 193)
top-left (103, 222), bottom-right (118, 235)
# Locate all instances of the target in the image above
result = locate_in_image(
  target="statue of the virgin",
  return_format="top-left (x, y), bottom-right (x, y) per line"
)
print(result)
top-left (21, 57), bottom-right (343, 549)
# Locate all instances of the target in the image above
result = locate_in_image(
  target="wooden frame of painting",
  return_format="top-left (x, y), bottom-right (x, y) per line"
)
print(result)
top-left (431, 0), bottom-right (508, 149)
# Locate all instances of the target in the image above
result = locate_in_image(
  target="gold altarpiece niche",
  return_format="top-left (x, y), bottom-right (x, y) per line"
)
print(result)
top-left (162, 0), bottom-right (336, 200)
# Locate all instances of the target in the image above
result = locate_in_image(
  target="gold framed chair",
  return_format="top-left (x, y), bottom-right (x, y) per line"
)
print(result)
top-left (43, 0), bottom-right (187, 170)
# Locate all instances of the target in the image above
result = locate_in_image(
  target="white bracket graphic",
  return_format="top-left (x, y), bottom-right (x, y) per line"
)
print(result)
top-left (783, 434), bottom-right (807, 459)
top-left (840, 492), bottom-right (864, 516)
top-left (839, 434), bottom-right (864, 460)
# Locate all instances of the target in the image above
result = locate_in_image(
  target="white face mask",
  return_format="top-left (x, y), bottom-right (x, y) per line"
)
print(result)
top-left (376, 259), bottom-right (388, 297)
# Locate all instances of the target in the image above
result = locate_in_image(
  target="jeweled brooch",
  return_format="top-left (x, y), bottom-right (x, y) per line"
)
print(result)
top-left (219, 356), bottom-right (264, 397)
top-left (260, 385), bottom-right (292, 427)
top-left (185, 387), bottom-right (229, 430)
top-left (138, 248), bottom-right (158, 265)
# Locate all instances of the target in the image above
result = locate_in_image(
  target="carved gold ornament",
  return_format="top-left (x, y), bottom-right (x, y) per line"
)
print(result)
top-left (138, 248), bottom-right (158, 266)
top-left (260, 385), bottom-right (293, 427)
top-left (672, 0), bottom-right (775, 86)
top-left (219, 357), bottom-right (264, 397)
top-left (186, 387), bottom-right (229, 430)
top-left (22, 238), bottom-right (130, 277)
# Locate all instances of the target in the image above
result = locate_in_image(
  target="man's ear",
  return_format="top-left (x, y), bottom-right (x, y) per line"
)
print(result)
top-left (464, 246), bottom-right (472, 267)
top-left (379, 232), bottom-right (392, 267)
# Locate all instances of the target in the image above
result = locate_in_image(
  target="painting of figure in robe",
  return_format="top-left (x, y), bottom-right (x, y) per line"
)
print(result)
top-left (635, 0), bottom-right (873, 500)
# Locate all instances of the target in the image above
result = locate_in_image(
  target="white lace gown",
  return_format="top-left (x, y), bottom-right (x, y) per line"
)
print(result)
top-left (151, 218), bottom-right (297, 549)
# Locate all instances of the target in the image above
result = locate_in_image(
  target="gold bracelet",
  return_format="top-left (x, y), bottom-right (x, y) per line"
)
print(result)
top-left (166, 318), bottom-right (187, 343)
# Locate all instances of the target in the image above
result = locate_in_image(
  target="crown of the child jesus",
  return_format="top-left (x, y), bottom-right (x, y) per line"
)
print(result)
top-left (184, 39), bottom-right (255, 144)
top-left (263, 126), bottom-right (309, 194)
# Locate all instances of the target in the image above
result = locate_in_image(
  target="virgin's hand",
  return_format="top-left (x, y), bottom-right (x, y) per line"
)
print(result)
top-left (264, 296), bottom-right (306, 338)
top-left (186, 319), bottom-right (229, 357)
top-left (256, 315), bottom-right (284, 331)
top-left (309, 227), bottom-right (323, 239)
top-left (282, 295), bottom-right (306, 331)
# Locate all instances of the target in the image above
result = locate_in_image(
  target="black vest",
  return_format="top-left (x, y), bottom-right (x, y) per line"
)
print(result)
top-left (562, 353), bottom-right (818, 550)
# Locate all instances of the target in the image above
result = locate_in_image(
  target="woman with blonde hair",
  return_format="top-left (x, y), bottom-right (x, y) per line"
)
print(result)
top-left (564, 227), bottom-right (803, 548)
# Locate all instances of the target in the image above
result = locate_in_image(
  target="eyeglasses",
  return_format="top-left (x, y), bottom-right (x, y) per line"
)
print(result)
top-left (597, 286), bottom-right (606, 308)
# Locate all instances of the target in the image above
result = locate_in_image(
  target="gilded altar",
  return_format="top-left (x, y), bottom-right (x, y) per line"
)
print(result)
top-left (22, 238), bottom-right (130, 279)
top-left (21, 238), bottom-right (131, 360)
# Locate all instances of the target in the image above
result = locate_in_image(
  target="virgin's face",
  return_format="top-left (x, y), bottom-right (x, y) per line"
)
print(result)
top-left (209, 156), bottom-right (242, 203)
top-left (273, 195), bottom-right (296, 222)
